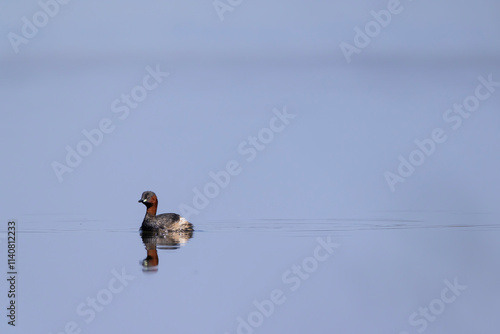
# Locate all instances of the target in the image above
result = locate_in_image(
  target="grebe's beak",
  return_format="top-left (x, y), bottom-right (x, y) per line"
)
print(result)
top-left (139, 199), bottom-right (145, 203)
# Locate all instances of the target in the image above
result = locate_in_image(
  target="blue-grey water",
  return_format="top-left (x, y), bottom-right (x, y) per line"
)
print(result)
top-left (1, 0), bottom-right (500, 333)
top-left (3, 214), bottom-right (500, 334)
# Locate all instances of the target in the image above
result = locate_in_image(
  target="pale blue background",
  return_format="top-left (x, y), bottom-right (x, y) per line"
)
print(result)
top-left (1, 1), bottom-right (500, 333)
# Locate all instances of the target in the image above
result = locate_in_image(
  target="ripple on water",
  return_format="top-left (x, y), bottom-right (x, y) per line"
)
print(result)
top-left (5, 211), bottom-right (499, 236)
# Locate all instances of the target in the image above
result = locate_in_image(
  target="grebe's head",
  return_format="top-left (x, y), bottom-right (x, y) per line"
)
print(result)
top-left (139, 191), bottom-right (157, 207)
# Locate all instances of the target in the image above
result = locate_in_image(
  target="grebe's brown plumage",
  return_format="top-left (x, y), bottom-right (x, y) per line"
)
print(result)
top-left (138, 191), bottom-right (193, 232)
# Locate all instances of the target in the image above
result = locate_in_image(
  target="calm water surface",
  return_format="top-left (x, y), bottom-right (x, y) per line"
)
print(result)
top-left (2, 1), bottom-right (499, 333)
top-left (4, 212), bottom-right (499, 334)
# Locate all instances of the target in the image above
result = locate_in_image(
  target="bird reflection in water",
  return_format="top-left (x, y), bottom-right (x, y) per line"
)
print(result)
top-left (140, 230), bottom-right (194, 272)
